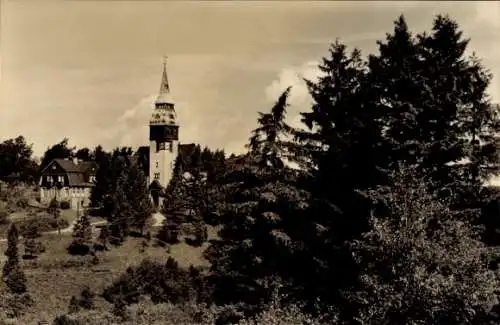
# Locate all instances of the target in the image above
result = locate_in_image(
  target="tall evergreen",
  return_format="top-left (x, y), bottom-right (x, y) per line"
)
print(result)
top-left (126, 162), bottom-right (154, 234)
top-left (2, 224), bottom-right (27, 294)
top-left (206, 88), bottom-right (311, 308)
top-left (108, 170), bottom-right (133, 245)
top-left (90, 145), bottom-right (112, 208)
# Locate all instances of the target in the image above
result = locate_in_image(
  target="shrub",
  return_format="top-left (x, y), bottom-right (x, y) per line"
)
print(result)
top-left (66, 241), bottom-right (92, 256)
top-left (0, 209), bottom-right (9, 225)
top-left (60, 201), bottom-right (71, 210)
top-left (22, 238), bottom-right (45, 259)
top-left (15, 216), bottom-right (69, 238)
top-left (102, 257), bottom-right (211, 307)
top-left (348, 167), bottom-right (499, 325)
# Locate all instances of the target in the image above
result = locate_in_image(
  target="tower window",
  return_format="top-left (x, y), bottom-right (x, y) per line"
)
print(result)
top-left (154, 172), bottom-right (160, 180)
top-left (155, 161), bottom-right (159, 168)
top-left (159, 142), bottom-right (165, 150)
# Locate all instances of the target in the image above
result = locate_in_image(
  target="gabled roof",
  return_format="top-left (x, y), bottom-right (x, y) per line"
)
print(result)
top-left (40, 158), bottom-right (96, 175)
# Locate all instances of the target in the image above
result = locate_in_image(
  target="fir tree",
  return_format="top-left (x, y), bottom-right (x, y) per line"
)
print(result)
top-left (206, 88), bottom-right (311, 308)
top-left (108, 169), bottom-right (133, 245)
top-left (126, 162), bottom-right (154, 235)
top-left (2, 224), bottom-right (27, 294)
top-left (72, 212), bottom-right (92, 243)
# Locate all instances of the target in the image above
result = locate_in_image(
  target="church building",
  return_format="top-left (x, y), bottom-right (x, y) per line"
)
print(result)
top-left (141, 58), bottom-right (195, 208)
top-left (39, 58), bottom-right (195, 210)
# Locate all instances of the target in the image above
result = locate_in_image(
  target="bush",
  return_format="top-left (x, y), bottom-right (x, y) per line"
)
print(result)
top-left (0, 292), bottom-right (33, 319)
top-left (102, 257), bottom-right (211, 307)
top-left (348, 167), bottom-right (499, 325)
top-left (22, 238), bottom-right (45, 259)
top-left (0, 210), bottom-right (9, 225)
top-left (60, 201), bottom-right (71, 210)
top-left (67, 240), bottom-right (92, 256)
top-left (15, 215), bottom-right (69, 238)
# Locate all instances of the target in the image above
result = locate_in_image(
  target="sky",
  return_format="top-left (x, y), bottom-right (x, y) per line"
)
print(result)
top-left (1, 1), bottom-right (499, 159)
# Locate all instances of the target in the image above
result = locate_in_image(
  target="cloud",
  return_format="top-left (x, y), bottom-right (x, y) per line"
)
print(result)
top-left (264, 61), bottom-right (321, 129)
top-left (99, 95), bottom-right (156, 150)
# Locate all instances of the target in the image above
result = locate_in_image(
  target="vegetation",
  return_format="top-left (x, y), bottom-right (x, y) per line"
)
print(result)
top-left (1, 12), bottom-right (500, 325)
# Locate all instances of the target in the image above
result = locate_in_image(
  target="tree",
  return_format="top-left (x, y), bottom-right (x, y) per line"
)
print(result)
top-left (205, 88), bottom-right (312, 309)
top-left (75, 147), bottom-right (93, 162)
top-left (348, 166), bottom-right (499, 324)
top-left (72, 212), bottom-right (92, 244)
top-left (47, 197), bottom-right (63, 235)
top-left (126, 163), bottom-right (154, 235)
top-left (2, 224), bottom-right (27, 294)
top-left (0, 136), bottom-right (38, 183)
top-left (108, 170), bottom-right (133, 245)
top-left (90, 145), bottom-right (112, 208)
top-left (40, 138), bottom-right (75, 169)
top-left (368, 15), bottom-right (500, 210)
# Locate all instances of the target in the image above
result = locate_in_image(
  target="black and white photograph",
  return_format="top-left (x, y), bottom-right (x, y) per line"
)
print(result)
top-left (0, 1), bottom-right (499, 324)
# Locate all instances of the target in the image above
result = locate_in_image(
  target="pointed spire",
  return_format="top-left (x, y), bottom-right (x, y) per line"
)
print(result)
top-left (156, 55), bottom-right (173, 105)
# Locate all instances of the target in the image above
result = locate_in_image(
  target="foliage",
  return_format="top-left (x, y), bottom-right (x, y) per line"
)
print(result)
top-left (102, 257), bottom-right (210, 307)
top-left (23, 238), bottom-right (46, 259)
top-left (205, 88), bottom-right (314, 311)
top-left (2, 224), bottom-right (27, 294)
top-left (40, 138), bottom-right (75, 170)
top-left (0, 209), bottom-right (8, 225)
top-left (348, 166), bottom-right (499, 324)
top-left (68, 212), bottom-right (93, 255)
top-left (0, 136), bottom-right (38, 184)
top-left (60, 201), bottom-right (71, 210)
top-left (15, 215), bottom-right (69, 238)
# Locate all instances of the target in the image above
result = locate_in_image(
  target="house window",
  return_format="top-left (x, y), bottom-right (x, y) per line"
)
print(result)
top-left (58, 175), bottom-right (64, 183)
top-left (154, 172), bottom-right (160, 180)
top-left (159, 142), bottom-right (166, 150)
top-left (169, 142), bottom-right (173, 152)
top-left (89, 175), bottom-right (96, 183)
top-left (46, 176), bottom-right (52, 183)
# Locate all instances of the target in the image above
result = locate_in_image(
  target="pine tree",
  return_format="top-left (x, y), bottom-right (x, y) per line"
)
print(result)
top-left (108, 170), bottom-right (133, 245)
top-left (126, 162), bottom-right (154, 235)
top-left (90, 146), bottom-right (112, 208)
top-left (72, 212), bottom-right (92, 243)
top-left (206, 88), bottom-right (311, 307)
top-left (2, 224), bottom-right (27, 294)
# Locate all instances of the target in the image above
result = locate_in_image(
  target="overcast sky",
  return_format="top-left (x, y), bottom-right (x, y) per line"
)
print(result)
top-left (1, 1), bottom-right (499, 159)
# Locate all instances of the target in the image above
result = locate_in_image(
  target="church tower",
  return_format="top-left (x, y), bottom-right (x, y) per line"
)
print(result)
top-left (149, 57), bottom-right (179, 204)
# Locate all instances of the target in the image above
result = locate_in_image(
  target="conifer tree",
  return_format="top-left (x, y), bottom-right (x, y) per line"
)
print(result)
top-left (72, 212), bottom-right (92, 244)
top-left (2, 224), bottom-right (27, 294)
top-left (206, 88), bottom-right (311, 307)
top-left (108, 170), bottom-right (133, 245)
top-left (126, 163), bottom-right (153, 235)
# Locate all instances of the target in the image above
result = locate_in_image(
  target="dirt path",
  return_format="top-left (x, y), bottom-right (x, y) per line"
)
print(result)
top-left (0, 212), bottom-right (165, 243)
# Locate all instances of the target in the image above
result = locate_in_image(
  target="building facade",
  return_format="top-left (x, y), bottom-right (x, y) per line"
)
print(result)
top-left (39, 158), bottom-right (97, 210)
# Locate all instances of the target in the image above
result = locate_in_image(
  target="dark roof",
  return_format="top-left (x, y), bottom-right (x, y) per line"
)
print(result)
top-left (52, 159), bottom-right (82, 173)
top-left (78, 161), bottom-right (97, 173)
top-left (42, 158), bottom-right (96, 174)
top-left (67, 173), bottom-right (94, 187)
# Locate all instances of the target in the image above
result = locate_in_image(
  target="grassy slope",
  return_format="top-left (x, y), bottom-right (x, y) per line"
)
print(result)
top-left (0, 226), bottom-right (217, 324)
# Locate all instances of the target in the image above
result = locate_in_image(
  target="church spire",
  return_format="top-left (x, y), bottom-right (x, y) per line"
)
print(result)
top-left (155, 56), bottom-right (173, 105)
